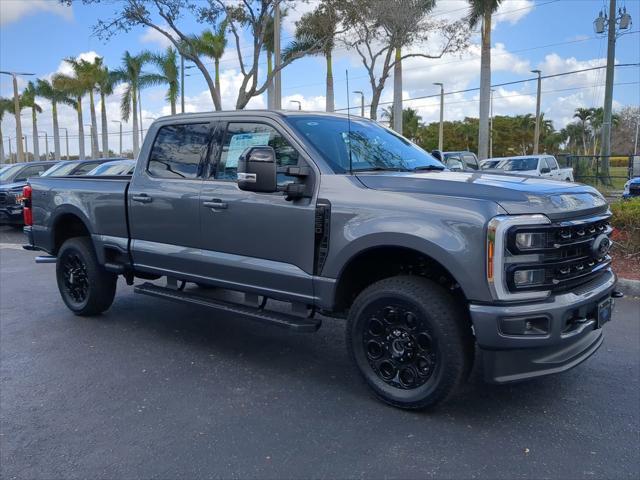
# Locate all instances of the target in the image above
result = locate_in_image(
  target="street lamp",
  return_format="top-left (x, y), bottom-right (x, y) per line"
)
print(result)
top-left (60, 128), bottom-right (70, 160)
top-left (593, 0), bottom-right (632, 174)
top-left (111, 121), bottom-right (122, 157)
top-left (289, 100), bottom-right (302, 111)
top-left (531, 69), bottom-right (542, 154)
top-left (433, 83), bottom-right (444, 152)
top-left (84, 124), bottom-right (94, 159)
top-left (353, 91), bottom-right (365, 117)
top-left (180, 59), bottom-right (196, 114)
top-left (0, 71), bottom-right (34, 163)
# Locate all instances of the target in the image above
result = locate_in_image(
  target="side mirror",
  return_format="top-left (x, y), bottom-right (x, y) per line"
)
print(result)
top-left (540, 167), bottom-right (551, 174)
top-left (237, 146), bottom-right (277, 193)
top-left (447, 160), bottom-right (464, 171)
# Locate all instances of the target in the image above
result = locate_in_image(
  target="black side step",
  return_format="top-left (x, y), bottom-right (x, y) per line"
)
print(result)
top-left (133, 282), bottom-right (321, 332)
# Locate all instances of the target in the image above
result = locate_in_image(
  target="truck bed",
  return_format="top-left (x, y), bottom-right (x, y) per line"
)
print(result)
top-left (28, 175), bottom-right (131, 254)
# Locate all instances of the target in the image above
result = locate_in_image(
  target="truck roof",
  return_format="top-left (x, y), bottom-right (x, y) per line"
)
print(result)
top-left (153, 110), bottom-right (366, 122)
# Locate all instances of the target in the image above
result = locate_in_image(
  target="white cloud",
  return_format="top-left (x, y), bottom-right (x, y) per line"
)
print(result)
top-left (494, 0), bottom-right (536, 26)
top-left (140, 27), bottom-right (175, 49)
top-left (0, 0), bottom-right (73, 25)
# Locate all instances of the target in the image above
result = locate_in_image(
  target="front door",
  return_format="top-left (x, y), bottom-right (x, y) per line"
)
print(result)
top-left (128, 121), bottom-right (214, 277)
top-left (197, 119), bottom-right (317, 304)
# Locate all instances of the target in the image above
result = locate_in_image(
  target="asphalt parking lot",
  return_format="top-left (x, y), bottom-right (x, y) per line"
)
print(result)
top-left (1, 225), bottom-right (639, 479)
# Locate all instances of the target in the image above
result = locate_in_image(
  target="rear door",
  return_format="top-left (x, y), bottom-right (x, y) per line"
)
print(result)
top-left (197, 117), bottom-right (317, 303)
top-left (128, 120), bottom-right (215, 277)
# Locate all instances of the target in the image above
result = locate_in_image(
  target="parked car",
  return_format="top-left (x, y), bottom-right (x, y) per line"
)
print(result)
top-left (24, 111), bottom-right (619, 409)
top-left (622, 176), bottom-right (640, 199)
top-left (0, 161), bottom-right (58, 226)
top-left (495, 155), bottom-right (574, 181)
top-left (41, 158), bottom-right (124, 177)
top-left (479, 159), bottom-right (501, 170)
top-left (86, 159), bottom-right (136, 176)
top-left (432, 150), bottom-right (480, 171)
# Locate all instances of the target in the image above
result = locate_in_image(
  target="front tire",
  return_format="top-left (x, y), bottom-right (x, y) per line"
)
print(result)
top-left (346, 276), bottom-right (473, 410)
top-left (56, 237), bottom-right (117, 316)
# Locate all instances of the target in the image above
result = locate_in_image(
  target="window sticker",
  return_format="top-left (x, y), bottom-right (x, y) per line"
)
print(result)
top-left (226, 132), bottom-right (271, 168)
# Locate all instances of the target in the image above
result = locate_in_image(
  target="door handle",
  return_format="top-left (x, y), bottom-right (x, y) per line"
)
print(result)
top-left (132, 194), bottom-right (152, 203)
top-left (203, 199), bottom-right (228, 210)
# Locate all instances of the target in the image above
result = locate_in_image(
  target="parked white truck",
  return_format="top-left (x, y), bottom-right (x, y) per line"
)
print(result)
top-left (495, 155), bottom-right (574, 182)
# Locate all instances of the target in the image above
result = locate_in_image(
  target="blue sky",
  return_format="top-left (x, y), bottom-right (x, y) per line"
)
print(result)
top-left (1, 0), bottom-right (639, 155)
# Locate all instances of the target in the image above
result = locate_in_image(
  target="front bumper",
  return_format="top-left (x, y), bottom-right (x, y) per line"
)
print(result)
top-left (469, 269), bottom-right (617, 383)
top-left (0, 206), bottom-right (24, 225)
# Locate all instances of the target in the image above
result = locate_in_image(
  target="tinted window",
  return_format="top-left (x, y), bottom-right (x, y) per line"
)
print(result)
top-left (215, 122), bottom-right (299, 186)
top-left (497, 157), bottom-right (539, 171)
top-left (41, 162), bottom-right (77, 177)
top-left (15, 164), bottom-right (47, 181)
top-left (463, 154), bottom-right (479, 170)
top-left (148, 123), bottom-right (211, 179)
top-left (74, 162), bottom-right (104, 175)
top-left (287, 115), bottom-right (442, 173)
top-left (0, 164), bottom-right (24, 182)
top-left (547, 157), bottom-right (558, 169)
top-left (540, 158), bottom-right (550, 171)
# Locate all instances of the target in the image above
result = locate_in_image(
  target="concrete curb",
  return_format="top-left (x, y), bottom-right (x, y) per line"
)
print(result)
top-left (617, 278), bottom-right (640, 297)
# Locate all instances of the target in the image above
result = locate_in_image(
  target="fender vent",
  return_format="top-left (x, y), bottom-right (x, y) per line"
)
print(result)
top-left (314, 199), bottom-right (331, 275)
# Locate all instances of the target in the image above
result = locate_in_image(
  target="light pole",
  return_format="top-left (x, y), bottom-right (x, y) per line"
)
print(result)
top-left (180, 61), bottom-right (195, 114)
top-left (273, 0), bottom-right (282, 109)
top-left (433, 83), bottom-right (444, 152)
top-left (23, 135), bottom-right (28, 159)
top-left (60, 128), bottom-right (70, 160)
top-left (111, 121), bottom-right (122, 157)
top-left (593, 0), bottom-right (632, 180)
top-left (289, 100), bottom-right (301, 111)
top-left (490, 89), bottom-right (495, 159)
top-left (531, 70), bottom-right (542, 154)
top-left (0, 71), bottom-right (34, 163)
top-left (42, 132), bottom-right (49, 160)
top-left (6, 137), bottom-right (12, 162)
top-left (353, 91), bottom-right (365, 117)
top-left (84, 124), bottom-right (93, 159)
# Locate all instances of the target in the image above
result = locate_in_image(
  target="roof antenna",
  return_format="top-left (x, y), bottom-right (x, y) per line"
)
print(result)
top-left (346, 69), bottom-right (353, 175)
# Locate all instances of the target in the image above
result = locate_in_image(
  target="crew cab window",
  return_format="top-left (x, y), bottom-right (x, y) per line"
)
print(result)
top-left (547, 157), bottom-right (559, 170)
top-left (148, 123), bottom-right (211, 179)
top-left (74, 162), bottom-right (103, 175)
top-left (14, 164), bottom-right (47, 181)
top-left (540, 158), bottom-right (550, 171)
top-left (215, 122), bottom-right (299, 185)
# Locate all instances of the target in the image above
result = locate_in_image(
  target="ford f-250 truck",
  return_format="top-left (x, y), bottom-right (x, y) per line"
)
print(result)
top-left (23, 111), bottom-right (621, 409)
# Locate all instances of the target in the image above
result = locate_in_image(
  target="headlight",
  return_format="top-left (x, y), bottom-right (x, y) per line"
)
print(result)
top-left (514, 231), bottom-right (546, 250)
top-left (487, 214), bottom-right (551, 301)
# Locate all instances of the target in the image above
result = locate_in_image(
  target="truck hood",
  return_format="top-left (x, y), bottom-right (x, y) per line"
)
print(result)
top-left (0, 181), bottom-right (26, 191)
top-left (357, 171), bottom-right (607, 219)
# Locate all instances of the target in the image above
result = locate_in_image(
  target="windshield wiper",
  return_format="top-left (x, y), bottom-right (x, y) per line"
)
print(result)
top-left (412, 165), bottom-right (445, 172)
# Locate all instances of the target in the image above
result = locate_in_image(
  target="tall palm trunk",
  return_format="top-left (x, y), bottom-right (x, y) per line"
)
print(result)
top-left (77, 97), bottom-right (85, 160)
top-left (32, 107), bottom-right (40, 160)
top-left (52, 101), bottom-right (61, 161)
top-left (477, 8), bottom-right (492, 160)
top-left (132, 88), bottom-right (139, 157)
top-left (88, 90), bottom-right (99, 158)
top-left (0, 124), bottom-right (5, 162)
top-left (138, 86), bottom-right (144, 145)
top-left (215, 58), bottom-right (222, 108)
top-left (100, 92), bottom-right (109, 157)
top-left (266, 52), bottom-right (273, 110)
top-left (325, 51), bottom-right (334, 113)
top-left (392, 47), bottom-right (402, 133)
top-left (170, 97), bottom-right (176, 116)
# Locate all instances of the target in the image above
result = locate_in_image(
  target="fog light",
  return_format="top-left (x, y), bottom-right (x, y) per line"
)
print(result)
top-left (515, 231), bottom-right (546, 250)
top-left (513, 269), bottom-right (545, 286)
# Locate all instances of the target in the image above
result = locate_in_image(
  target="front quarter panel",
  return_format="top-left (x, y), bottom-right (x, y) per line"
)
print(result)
top-left (319, 176), bottom-right (505, 302)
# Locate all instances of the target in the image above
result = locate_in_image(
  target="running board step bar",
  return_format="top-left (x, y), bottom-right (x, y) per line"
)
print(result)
top-left (133, 282), bottom-right (321, 332)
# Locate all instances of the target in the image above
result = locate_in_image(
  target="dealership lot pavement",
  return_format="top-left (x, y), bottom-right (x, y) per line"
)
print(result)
top-left (1, 225), bottom-right (638, 479)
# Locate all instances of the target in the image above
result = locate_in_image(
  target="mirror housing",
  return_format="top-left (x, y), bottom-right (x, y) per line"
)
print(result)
top-left (237, 146), bottom-right (277, 193)
top-left (540, 167), bottom-right (551, 174)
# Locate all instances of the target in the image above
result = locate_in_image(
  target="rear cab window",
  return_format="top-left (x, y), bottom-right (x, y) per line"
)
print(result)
top-left (147, 123), bottom-right (212, 179)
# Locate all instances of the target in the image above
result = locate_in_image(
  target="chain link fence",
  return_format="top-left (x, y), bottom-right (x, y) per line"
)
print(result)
top-left (556, 154), bottom-right (635, 189)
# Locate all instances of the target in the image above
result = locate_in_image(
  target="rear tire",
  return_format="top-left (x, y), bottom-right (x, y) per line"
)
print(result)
top-left (346, 276), bottom-right (474, 410)
top-left (56, 237), bottom-right (117, 316)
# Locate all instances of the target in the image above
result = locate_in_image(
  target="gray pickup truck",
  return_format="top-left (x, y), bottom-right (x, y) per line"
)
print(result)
top-left (23, 111), bottom-right (620, 409)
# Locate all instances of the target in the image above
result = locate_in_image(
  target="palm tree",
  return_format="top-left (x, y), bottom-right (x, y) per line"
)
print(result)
top-left (468, 0), bottom-right (503, 160)
top-left (96, 61), bottom-right (119, 157)
top-left (263, 11), bottom-right (287, 110)
top-left (0, 97), bottom-right (13, 162)
top-left (573, 107), bottom-right (593, 155)
top-left (21, 82), bottom-right (43, 160)
top-left (194, 24), bottom-right (227, 108)
top-left (112, 51), bottom-right (154, 157)
top-left (36, 79), bottom-right (72, 161)
top-left (589, 107), bottom-right (620, 155)
top-left (151, 47), bottom-right (180, 115)
top-left (53, 67), bottom-right (89, 160)
top-left (283, 4), bottom-right (339, 112)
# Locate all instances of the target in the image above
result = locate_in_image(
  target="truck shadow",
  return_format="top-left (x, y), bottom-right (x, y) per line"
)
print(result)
top-left (103, 286), bottom-right (581, 420)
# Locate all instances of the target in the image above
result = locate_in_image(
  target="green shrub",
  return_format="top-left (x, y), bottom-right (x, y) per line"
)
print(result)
top-left (611, 198), bottom-right (640, 254)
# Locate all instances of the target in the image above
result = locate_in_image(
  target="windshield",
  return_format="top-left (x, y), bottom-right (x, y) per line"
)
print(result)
top-left (41, 162), bottom-right (77, 177)
top-left (0, 165), bottom-right (23, 182)
top-left (286, 116), bottom-right (443, 173)
top-left (497, 157), bottom-right (539, 171)
top-left (87, 161), bottom-right (134, 176)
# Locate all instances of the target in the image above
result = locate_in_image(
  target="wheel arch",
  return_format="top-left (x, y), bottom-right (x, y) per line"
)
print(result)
top-left (50, 206), bottom-right (93, 255)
